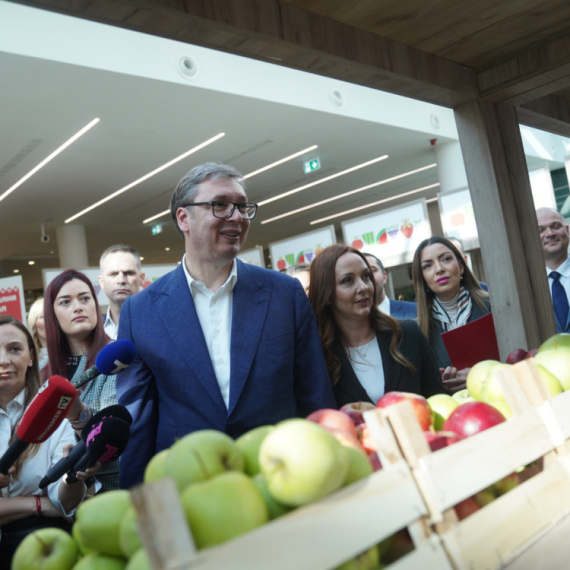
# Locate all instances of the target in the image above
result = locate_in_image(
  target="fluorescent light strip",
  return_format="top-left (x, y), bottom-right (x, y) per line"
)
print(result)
top-left (258, 155), bottom-right (388, 206)
top-left (0, 118), bottom-right (100, 204)
top-left (143, 209), bottom-right (170, 224)
top-left (243, 145), bottom-right (318, 179)
top-left (261, 164), bottom-right (437, 225)
top-left (66, 132), bottom-right (225, 223)
top-left (310, 183), bottom-right (440, 225)
top-left (426, 197), bottom-right (439, 203)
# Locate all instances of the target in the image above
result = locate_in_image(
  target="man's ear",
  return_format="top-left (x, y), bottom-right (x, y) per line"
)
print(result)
top-left (176, 207), bottom-right (191, 234)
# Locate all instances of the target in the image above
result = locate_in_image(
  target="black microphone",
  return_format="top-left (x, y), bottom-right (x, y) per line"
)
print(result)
top-left (73, 339), bottom-right (136, 390)
top-left (38, 405), bottom-right (133, 489)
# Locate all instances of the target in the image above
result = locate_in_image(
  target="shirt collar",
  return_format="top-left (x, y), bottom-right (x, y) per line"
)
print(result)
top-left (182, 255), bottom-right (238, 293)
top-left (547, 256), bottom-right (570, 278)
top-left (103, 308), bottom-right (115, 328)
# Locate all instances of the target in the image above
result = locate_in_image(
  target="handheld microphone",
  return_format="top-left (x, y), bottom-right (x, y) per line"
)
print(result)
top-left (0, 376), bottom-right (77, 474)
top-left (74, 339), bottom-right (136, 390)
top-left (65, 417), bottom-right (131, 484)
top-left (38, 404), bottom-right (133, 489)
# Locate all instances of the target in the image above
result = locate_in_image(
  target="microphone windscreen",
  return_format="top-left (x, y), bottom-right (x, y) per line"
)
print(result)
top-left (95, 339), bottom-right (136, 375)
top-left (84, 417), bottom-right (131, 463)
top-left (81, 405), bottom-right (133, 440)
top-left (17, 375), bottom-right (77, 443)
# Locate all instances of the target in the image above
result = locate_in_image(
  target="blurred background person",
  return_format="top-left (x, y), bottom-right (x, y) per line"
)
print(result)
top-left (412, 236), bottom-right (490, 393)
top-left (27, 297), bottom-right (48, 369)
top-left (42, 269), bottom-right (118, 491)
top-left (363, 253), bottom-right (417, 320)
top-left (286, 262), bottom-right (311, 295)
top-left (309, 244), bottom-right (443, 407)
top-left (448, 237), bottom-right (488, 291)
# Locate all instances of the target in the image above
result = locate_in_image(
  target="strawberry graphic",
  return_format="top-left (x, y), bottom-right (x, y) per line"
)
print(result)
top-left (401, 219), bottom-right (413, 239)
top-left (277, 258), bottom-right (286, 271)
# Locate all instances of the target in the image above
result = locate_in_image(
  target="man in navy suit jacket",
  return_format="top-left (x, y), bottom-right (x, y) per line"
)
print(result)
top-left (363, 253), bottom-right (417, 320)
top-left (116, 163), bottom-right (336, 488)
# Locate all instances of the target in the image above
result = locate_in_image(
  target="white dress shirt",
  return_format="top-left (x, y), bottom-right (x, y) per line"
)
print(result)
top-left (378, 296), bottom-right (391, 316)
top-left (0, 389), bottom-right (82, 516)
top-left (346, 339), bottom-right (385, 404)
top-left (183, 256), bottom-right (238, 409)
top-left (103, 308), bottom-right (118, 340)
top-left (546, 256), bottom-right (570, 306)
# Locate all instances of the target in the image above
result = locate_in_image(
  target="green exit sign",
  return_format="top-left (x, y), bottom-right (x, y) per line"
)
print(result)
top-left (151, 224), bottom-right (163, 236)
top-left (303, 158), bottom-right (321, 174)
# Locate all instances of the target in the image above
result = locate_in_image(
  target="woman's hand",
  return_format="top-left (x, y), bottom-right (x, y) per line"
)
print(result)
top-left (440, 367), bottom-right (470, 394)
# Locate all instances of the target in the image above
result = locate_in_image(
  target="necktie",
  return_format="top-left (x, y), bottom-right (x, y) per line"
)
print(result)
top-left (550, 271), bottom-right (569, 329)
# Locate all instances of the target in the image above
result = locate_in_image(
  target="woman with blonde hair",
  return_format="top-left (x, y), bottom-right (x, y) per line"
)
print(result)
top-left (27, 297), bottom-right (48, 369)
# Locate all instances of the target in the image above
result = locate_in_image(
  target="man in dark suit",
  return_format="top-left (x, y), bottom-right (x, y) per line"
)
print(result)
top-left (116, 163), bottom-right (336, 488)
top-left (363, 253), bottom-right (417, 320)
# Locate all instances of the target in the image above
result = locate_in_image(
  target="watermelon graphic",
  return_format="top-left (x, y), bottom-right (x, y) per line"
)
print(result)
top-left (377, 229), bottom-right (388, 245)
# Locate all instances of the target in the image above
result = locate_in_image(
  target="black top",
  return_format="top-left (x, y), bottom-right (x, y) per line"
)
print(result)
top-left (332, 319), bottom-right (445, 407)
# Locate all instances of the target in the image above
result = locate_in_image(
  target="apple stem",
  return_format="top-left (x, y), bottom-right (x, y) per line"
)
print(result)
top-left (34, 534), bottom-right (50, 554)
top-left (191, 450), bottom-right (211, 480)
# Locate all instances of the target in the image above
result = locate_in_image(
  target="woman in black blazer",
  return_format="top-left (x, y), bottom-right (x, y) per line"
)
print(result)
top-left (308, 244), bottom-right (444, 408)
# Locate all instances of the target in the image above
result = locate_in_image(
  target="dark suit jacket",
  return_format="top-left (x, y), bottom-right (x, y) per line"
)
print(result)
top-left (389, 298), bottom-right (418, 320)
top-left (429, 299), bottom-right (492, 369)
top-left (116, 261), bottom-right (336, 488)
top-left (332, 320), bottom-right (445, 407)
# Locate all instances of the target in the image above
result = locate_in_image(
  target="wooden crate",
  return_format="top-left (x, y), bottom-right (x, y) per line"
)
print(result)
top-left (131, 360), bottom-right (570, 570)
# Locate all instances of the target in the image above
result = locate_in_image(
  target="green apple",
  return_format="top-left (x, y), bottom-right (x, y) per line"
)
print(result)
top-left (480, 363), bottom-right (511, 404)
top-left (12, 528), bottom-right (79, 570)
top-left (73, 521), bottom-right (94, 556)
top-left (534, 349), bottom-right (570, 391)
top-left (125, 549), bottom-right (150, 570)
top-left (259, 419), bottom-right (349, 507)
top-left (452, 389), bottom-right (474, 405)
top-left (466, 360), bottom-right (501, 400)
top-left (181, 471), bottom-right (268, 549)
top-left (474, 487), bottom-right (496, 507)
top-left (535, 364), bottom-right (563, 396)
top-left (335, 545), bottom-right (381, 570)
top-left (538, 333), bottom-right (570, 353)
top-left (72, 552), bottom-right (127, 570)
top-left (252, 473), bottom-right (294, 520)
top-left (143, 449), bottom-right (170, 484)
top-left (493, 472), bottom-right (520, 495)
top-left (489, 400), bottom-right (513, 419)
top-left (119, 505), bottom-right (142, 558)
top-left (74, 490), bottom-right (132, 557)
top-left (165, 430), bottom-right (245, 492)
top-left (428, 393), bottom-right (459, 430)
top-left (236, 425), bottom-right (274, 476)
top-left (342, 446), bottom-right (373, 487)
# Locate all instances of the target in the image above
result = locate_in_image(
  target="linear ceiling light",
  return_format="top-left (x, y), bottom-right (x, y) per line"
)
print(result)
top-left (66, 132), bottom-right (225, 223)
top-left (261, 163), bottom-right (437, 225)
top-left (243, 145), bottom-right (318, 179)
top-left (310, 182), bottom-right (440, 225)
top-left (257, 155), bottom-right (388, 206)
top-left (0, 118), bottom-right (100, 204)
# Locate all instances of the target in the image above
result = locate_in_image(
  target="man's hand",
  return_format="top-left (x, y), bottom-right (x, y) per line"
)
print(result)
top-left (0, 466), bottom-right (14, 489)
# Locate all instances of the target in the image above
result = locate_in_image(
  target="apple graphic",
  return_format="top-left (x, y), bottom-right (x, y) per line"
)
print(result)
top-left (306, 408), bottom-right (358, 438)
top-left (252, 473), bottom-right (294, 520)
top-left (236, 425), bottom-right (274, 476)
top-left (537, 332), bottom-right (570, 353)
top-left (336, 545), bottom-right (380, 570)
top-left (165, 429), bottom-right (245, 492)
top-left (355, 423), bottom-right (376, 455)
top-left (12, 528), bottom-right (79, 570)
top-left (259, 419), bottom-right (349, 507)
top-left (143, 448), bottom-right (170, 483)
top-left (423, 430), bottom-right (460, 452)
top-left (466, 360), bottom-right (501, 400)
top-left (442, 402), bottom-right (506, 440)
top-left (452, 388), bottom-right (474, 404)
top-left (71, 552), bottom-right (127, 570)
top-left (119, 505), bottom-right (142, 558)
top-left (181, 471), bottom-right (268, 549)
top-left (534, 349), bottom-right (570, 391)
top-left (506, 348), bottom-right (528, 364)
top-left (74, 490), bottom-right (132, 557)
top-left (339, 401), bottom-right (375, 427)
top-left (376, 391), bottom-right (433, 431)
top-left (427, 393), bottom-right (459, 430)
top-left (125, 549), bottom-right (150, 570)
top-left (342, 445), bottom-right (373, 487)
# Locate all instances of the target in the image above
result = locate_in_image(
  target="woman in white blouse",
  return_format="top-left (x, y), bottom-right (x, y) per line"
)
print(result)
top-left (0, 316), bottom-right (99, 568)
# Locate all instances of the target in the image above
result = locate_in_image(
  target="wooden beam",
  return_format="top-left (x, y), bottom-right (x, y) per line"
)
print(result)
top-left (16, 0), bottom-right (478, 107)
top-left (478, 34), bottom-right (570, 105)
top-left (453, 100), bottom-right (557, 356)
top-left (517, 94), bottom-right (570, 138)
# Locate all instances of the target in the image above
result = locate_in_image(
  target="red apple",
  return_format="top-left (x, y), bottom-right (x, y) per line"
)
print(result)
top-left (526, 348), bottom-right (538, 359)
top-left (355, 423), bottom-right (376, 455)
top-left (454, 497), bottom-right (480, 520)
top-left (339, 401), bottom-right (376, 427)
top-left (442, 402), bottom-right (506, 440)
top-left (376, 391), bottom-right (433, 431)
top-left (506, 348), bottom-right (528, 364)
top-left (369, 452), bottom-right (382, 471)
top-left (330, 430), bottom-right (366, 453)
top-left (306, 408), bottom-right (358, 438)
top-left (423, 430), bottom-right (460, 452)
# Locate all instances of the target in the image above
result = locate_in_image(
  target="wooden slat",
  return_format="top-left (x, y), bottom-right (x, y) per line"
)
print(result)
top-left (545, 390), bottom-right (570, 440)
top-left (389, 538), bottom-right (455, 570)
top-left (518, 94), bottom-right (570, 138)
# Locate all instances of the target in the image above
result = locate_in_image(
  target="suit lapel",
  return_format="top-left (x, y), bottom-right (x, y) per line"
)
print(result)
top-left (338, 349), bottom-right (374, 403)
top-left (228, 262), bottom-right (271, 415)
top-left (377, 331), bottom-right (402, 393)
top-left (155, 266), bottom-right (226, 413)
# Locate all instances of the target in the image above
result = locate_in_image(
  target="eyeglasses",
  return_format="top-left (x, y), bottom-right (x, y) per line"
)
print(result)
top-left (183, 201), bottom-right (258, 220)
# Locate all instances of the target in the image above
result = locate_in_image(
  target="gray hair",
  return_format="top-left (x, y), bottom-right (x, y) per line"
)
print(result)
top-left (170, 162), bottom-right (246, 238)
top-left (286, 263), bottom-right (311, 276)
top-left (100, 244), bottom-right (142, 271)
top-left (363, 252), bottom-right (385, 272)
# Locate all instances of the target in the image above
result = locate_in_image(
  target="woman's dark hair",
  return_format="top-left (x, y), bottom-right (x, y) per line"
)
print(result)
top-left (411, 235), bottom-right (489, 338)
top-left (0, 316), bottom-right (42, 473)
top-left (42, 269), bottom-right (109, 381)
top-left (309, 244), bottom-right (413, 385)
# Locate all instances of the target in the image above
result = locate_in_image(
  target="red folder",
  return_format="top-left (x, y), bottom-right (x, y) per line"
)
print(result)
top-left (441, 313), bottom-right (500, 370)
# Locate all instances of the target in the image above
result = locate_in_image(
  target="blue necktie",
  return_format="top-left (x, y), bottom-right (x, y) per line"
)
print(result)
top-left (550, 271), bottom-right (569, 329)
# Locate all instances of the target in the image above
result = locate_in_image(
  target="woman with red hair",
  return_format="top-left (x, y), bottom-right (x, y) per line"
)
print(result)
top-left (42, 269), bottom-right (118, 491)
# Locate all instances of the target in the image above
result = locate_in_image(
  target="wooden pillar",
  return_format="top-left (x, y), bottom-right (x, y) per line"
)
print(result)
top-left (453, 100), bottom-right (556, 357)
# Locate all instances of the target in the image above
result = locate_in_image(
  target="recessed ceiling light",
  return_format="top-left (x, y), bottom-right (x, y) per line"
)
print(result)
top-left (28, 261), bottom-right (35, 265)
top-left (243, 145), bottom-right (318, 179)
top-left (261, 164), bottom-right (437, 225)
top-left (0, 118), bottom-right (100, 204)
top-left (13, 269), bottom-right (19, 274)
top-left (310, 183), bottom-right (440, 225)
top-left (257, 155), bottom-right (388, 207)
top-left (165, 247), bottom-right (170, 251)
top-left (65, 133), bottom-right (225, 223)
top-left (140, 256), bottom-right (145, 261)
